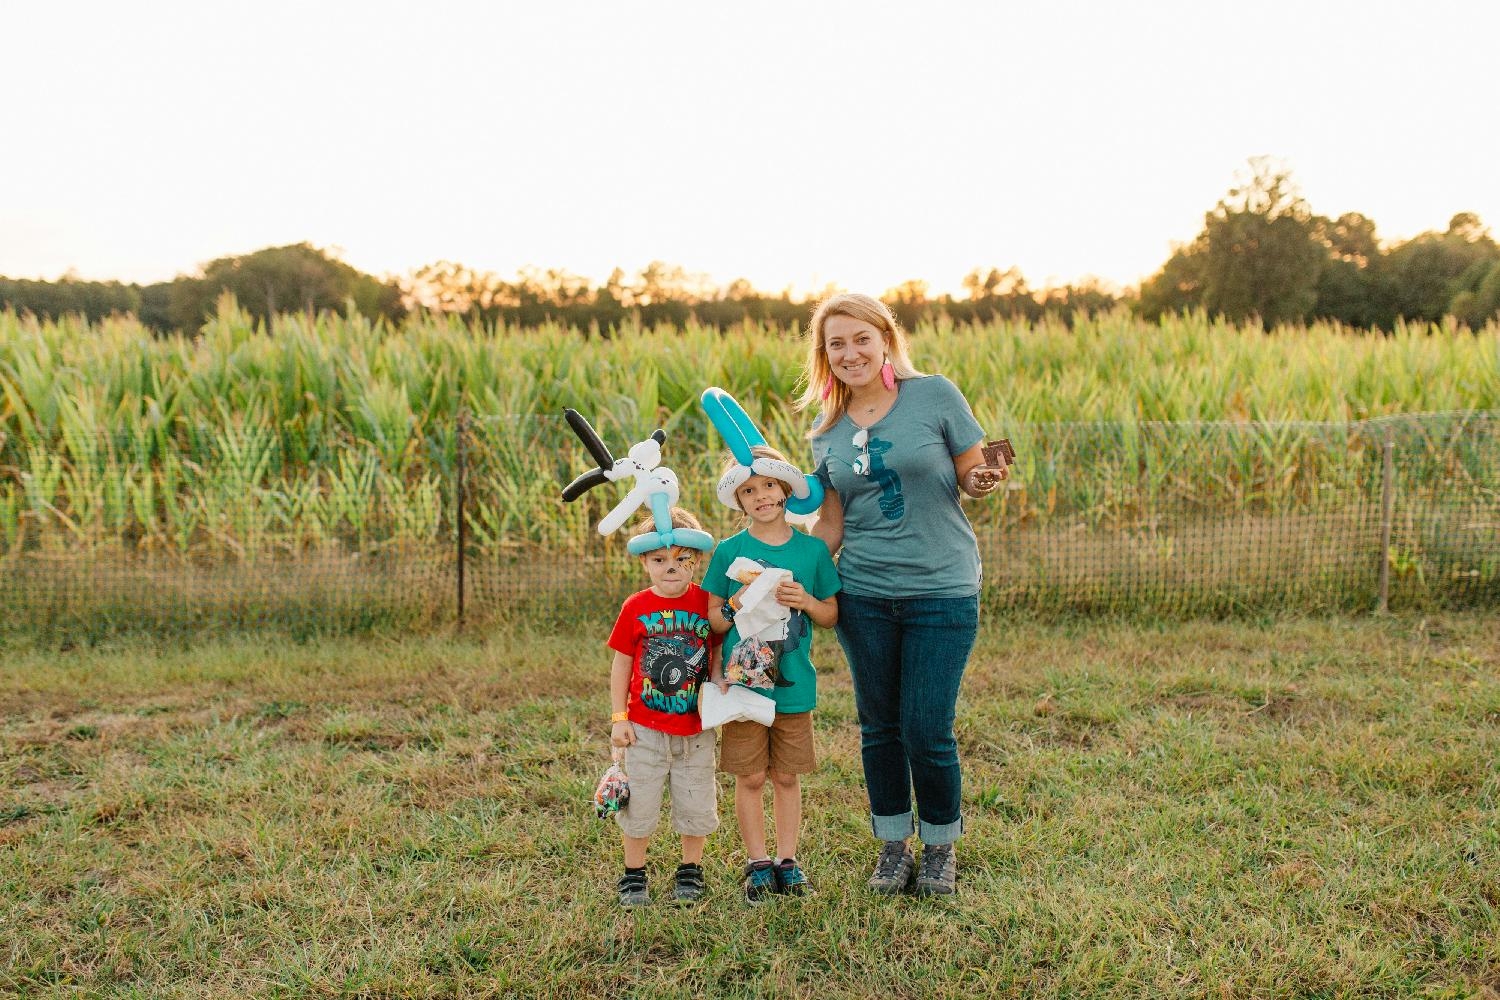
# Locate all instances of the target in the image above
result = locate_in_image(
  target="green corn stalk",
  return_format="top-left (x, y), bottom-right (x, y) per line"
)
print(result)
top-left (270, 476), bottom-right (329, 551)
top-left (350, 378), bottom-right (416, 475)
top-left (21, 444), bottom-right (64, 522)
top-left (0, 334), bottom-right (60, 446)
top-left (324, 449), bottom-right (379, 551)
top-left (158, 454), bottom-right (201, 556)
top-left (379, 470), bottom-right (442, 544)
top-left (125, 464), bottom-right (157, 547)
top-left (100, 453), bottom-right (130, 541)
top-left (0, 484), bottom-right (20, 554)
top-left (462, 499), bottom-right (504, 551)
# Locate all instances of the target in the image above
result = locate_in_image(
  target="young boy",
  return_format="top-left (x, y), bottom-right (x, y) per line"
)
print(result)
top-left (704, 446), bottom-right (840, 904)
top-left (607, 507), bottom-right (721, 906)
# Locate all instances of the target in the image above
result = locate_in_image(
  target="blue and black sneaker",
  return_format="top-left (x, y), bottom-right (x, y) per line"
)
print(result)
top-left (743, 860), bottom-right (776, 905)
top-left (774, 858), bottom-right (812, 897)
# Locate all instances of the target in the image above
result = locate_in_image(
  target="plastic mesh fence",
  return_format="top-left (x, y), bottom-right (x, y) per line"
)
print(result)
top-left (1, 411), bottom-right (1494, 641)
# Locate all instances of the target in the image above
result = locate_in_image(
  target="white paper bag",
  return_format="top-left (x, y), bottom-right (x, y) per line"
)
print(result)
top-left (699, 682), bottom-right (776, 729)
top-left (725, 557), bottom-right (792, 639)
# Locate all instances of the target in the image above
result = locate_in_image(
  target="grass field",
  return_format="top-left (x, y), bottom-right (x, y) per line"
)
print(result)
top-left (3, 612), bottom-right (1497, 998)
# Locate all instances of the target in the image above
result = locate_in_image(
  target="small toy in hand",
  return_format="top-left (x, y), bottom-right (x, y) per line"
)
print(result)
top-left (593, 757), bottom-right (630, 819)
top-left (981, 438), bottom-right (1016, 470)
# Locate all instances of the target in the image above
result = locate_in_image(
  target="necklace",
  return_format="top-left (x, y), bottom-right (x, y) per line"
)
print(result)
top-left (854, 390), bottom-right (891, 416)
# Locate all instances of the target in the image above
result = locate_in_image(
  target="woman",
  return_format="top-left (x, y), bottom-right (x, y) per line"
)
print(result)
top-left (798, 292), bottom-right (1005, 896)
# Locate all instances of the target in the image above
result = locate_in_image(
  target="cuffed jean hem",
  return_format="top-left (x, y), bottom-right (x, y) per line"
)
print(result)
top-left (871, 811), bottom-right (916, 842)
top-left (919, 816), bottom-right (963, 846)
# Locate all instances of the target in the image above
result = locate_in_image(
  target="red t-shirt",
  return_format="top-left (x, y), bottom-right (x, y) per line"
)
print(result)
top-left (608, 585), bottom-right (717, 736)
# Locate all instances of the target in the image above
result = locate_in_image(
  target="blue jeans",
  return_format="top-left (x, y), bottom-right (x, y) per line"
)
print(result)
top-left (834, 592), bottom-right (979, 845)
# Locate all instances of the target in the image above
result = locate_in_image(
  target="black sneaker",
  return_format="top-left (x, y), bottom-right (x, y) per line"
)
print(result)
top-left (617, 868), bottom-right (649, 907)
top-left (774, 858), bottom-right (812, 897)
top-left (914, 842), bottom-right (957, 896)
top-left (868, 840), bottom-right (915, 895)
top-left (743, 860), bottom-right (776, 905)
top-left (672, 862), bottom-right (706, 903)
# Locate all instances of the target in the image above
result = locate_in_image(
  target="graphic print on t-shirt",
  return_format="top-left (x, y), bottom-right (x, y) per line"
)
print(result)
top-left (865, 435), bottom-right (904, 520)
top-left (642, 634), bottom-right (705, 696)
top-left (633, 608), bottom-right (712, 718)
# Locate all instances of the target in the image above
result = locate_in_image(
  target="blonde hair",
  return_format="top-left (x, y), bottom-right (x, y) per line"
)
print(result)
top-left (720, 445), bottom-right (794, 515)
top-left (795, 292), bottom-right (924, 436)
top-left (629, 506), bottom-right (704, 553)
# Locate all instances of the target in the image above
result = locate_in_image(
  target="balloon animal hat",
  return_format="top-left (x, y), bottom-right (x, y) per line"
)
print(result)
top-left (560, 408), bottom-right (715, 556)
top-left (700, 387), bottom-right (824, 516)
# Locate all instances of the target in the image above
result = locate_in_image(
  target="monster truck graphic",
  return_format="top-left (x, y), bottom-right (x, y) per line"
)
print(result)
top-left (641, 635), bottom-right (707, 696)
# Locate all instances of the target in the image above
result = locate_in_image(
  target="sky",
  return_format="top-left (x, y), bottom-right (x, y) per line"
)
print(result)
top-left (3, 0), bottom-right (1498, 299)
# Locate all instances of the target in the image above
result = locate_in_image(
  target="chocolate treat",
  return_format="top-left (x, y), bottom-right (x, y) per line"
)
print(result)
top-left (982, 439), bottom-right (1015, 468)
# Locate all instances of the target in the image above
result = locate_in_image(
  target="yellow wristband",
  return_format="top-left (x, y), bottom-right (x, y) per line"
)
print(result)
top-left (611, 711), bottom-right (630, 723)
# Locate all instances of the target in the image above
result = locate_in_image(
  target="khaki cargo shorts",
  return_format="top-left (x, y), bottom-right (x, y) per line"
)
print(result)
top-left (615, 724), bottom-right (719, 839)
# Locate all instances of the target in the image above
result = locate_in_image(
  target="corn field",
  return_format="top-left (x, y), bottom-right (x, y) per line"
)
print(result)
top-left (1, 300), bottom-right (1497, 638)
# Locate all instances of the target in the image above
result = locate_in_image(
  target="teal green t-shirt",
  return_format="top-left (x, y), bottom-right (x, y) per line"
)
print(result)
top-left (811, 374), bottom-right (986, 599)
top-left (702, 528), bottom-right (841, 714)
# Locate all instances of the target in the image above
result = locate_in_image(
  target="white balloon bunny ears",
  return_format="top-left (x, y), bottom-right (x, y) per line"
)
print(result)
top-left (560, 408), bottom-right (715, 556)
top-left (700, 387), bottom-right (824, 516)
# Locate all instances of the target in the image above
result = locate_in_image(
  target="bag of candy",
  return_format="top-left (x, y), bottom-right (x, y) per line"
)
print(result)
top-left (593, 750), bottom-right (630, 819)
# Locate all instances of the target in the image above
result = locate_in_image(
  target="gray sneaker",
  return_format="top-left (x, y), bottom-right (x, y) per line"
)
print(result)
top-left (915, 842), bottom-right (957, 896)
top-left (672, 863), bottom-right (706, 903)
top-left (868, 840), bottom-right (915, 895)
top-left (617, 869), bottom-right (649, 906)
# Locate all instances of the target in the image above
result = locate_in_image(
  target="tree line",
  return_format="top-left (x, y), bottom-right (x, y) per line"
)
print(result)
top-left (1137, 158), bottom-right (1500, 330)
top-left (4, 159), bottom-right (1497, 334)
top-left (0, 245), bottom-right (404, 334)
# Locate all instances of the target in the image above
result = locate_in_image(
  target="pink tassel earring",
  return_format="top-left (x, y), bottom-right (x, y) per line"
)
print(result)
top-left (880, 357), bottom-right (896, 391)
top-left (820, 374), bottom-right (834, 401)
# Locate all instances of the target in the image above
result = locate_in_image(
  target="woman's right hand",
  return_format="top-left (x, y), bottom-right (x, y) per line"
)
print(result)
top-left (611, 720), bottom-right (635, 748)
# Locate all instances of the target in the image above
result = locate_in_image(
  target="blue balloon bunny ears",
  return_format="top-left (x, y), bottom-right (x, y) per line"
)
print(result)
top-left (626, 491), bottom-right (711, 556)
top-left (559, 408), bottom-right (715, 556)
top-left (700, 387), bottom-right (824, 516)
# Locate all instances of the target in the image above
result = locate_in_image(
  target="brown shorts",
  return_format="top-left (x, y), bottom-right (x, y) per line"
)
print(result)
top-left (718, 711), bottom-right (815, 776)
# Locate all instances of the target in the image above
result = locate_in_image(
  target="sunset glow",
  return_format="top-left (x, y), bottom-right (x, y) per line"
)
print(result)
top-left (3, 0), bottom-right (1496, 299)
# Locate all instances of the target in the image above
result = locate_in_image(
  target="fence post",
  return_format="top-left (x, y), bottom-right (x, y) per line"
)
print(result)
top-left (456, 408), bottom-right (469, 628)
top-left (1377, 434), bottom-right (1394, 613)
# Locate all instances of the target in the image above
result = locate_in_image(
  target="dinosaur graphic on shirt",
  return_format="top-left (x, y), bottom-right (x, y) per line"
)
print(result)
top-left (865, 436), bottom-right (904, 521)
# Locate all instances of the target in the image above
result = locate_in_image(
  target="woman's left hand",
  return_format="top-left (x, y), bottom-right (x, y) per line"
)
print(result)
top-left (964, 464), bottom-right (1007, 496)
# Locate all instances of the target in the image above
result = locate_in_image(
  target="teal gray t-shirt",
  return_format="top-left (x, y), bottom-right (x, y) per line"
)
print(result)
top-left (702, 528), bottom-right (842, 714)
top-left (811, 375), bottom-right (985, 599)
